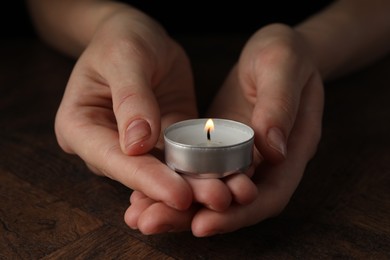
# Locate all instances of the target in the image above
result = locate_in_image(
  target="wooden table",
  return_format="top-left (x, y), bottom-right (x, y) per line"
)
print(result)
top-left (1, 36), bottom-right (389, 259)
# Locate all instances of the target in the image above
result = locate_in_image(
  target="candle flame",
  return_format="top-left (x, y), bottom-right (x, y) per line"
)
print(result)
top-left (204, 119), bottom-right (215, 132)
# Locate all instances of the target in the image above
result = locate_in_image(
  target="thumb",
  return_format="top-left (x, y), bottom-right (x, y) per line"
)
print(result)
top-left (252, 98), bottom-right (292, 163)
top-left (248, 64), bottom-right (311, 164)
top-left (108, 68), bottom-right (161, 156)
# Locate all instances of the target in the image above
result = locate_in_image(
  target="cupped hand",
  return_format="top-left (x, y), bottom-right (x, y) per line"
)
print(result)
top-left (54, 8), bottom-right (199, 210)
top-left (125, 23), bottom-right (324, 236)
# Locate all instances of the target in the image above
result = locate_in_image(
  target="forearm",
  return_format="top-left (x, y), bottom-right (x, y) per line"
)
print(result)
top-left (295, 0), bottom-right (390, 80)
top-left (26, 0), bottom-right (140, 57)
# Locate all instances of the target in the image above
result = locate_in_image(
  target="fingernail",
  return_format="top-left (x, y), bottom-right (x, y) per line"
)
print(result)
top-left (125, 119), bottom-right (151, 149)
top-left (129, 225), bottom-right (138, 230)
top-left (206, 204), bottom-right (216, 211)
top-left (166, 201), bottom-right (178, 210)
top-left (267, 127), bottom-right (287, 157)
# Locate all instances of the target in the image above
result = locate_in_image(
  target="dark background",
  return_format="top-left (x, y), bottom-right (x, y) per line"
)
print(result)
top-left (127, 1), bottom-right (332, 36)
top-left (1, 1), bottom-right (35, 38)
top-left (2, 1), bottom-right (332, 38)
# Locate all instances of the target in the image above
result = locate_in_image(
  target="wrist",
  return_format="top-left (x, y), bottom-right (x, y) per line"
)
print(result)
top-left (294, 25), bottom-right (333, 80)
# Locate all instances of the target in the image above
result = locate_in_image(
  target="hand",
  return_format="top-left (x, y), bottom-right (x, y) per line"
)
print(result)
top-left (54, 8), bottom-right (199, 210)
top-left (124, 23), bottom-right (324, 236)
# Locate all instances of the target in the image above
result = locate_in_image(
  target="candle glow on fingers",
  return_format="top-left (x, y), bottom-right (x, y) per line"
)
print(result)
top-left (164, 118), bottom-right (254, 178)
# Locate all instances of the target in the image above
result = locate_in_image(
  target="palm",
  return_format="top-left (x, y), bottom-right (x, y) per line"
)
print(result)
top-left (194, 64), bottom-right (323, 234)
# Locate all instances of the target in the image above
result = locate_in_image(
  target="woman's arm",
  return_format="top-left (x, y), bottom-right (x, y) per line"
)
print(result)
top-left (296, 0), bottom-right (390, 80)
top-left (26, 0), bottom-right (156, 57)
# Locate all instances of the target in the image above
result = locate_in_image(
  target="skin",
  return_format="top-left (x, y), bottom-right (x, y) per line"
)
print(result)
top-left (126, 24), bottom-right (324, 236)
top-left (27, 0), bottom-right (390, 237)
top-left (27, 1), bottom-right (258, 213)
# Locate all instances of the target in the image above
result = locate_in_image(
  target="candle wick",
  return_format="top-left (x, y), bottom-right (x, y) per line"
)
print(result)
top-left (207, 128), bottom-right (211, 141)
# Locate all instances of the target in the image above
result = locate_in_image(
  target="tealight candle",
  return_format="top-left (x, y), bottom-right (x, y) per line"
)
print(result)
top-left (164, 118), bottom-right (254, 178)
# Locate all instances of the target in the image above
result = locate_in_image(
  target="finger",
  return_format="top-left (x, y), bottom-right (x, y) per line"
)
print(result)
top-left (191, 164), bottom-right (292, 237)
top-left (57, 118), bottom-right (193, 210)
top-left (95, 43), bottom-right (161, 156)
top-left (224, 173), bottom-right (258, 205)
top-left (247, 55), bottom-right (304, 163)
top-left (239, 28), bottom-right (313, 163)
top-left (191, 149), bottom-right (308, 237)
top-left (191, 204), bottom-right (259, 237)
top-left (183, 176), bottom-right (232, 212)
top-left (129, 190), bottom-right (147, 204)
top-left (125, 196), bottom-right (155, 229)
top-left (136, 201), bottom-right (198, 235)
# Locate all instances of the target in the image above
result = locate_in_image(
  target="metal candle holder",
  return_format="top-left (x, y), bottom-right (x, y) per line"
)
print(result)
top-left (164, 118), bottom-right (254, 178)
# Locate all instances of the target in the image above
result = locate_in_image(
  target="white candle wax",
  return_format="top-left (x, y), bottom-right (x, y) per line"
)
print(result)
top-left (164, 118), bottom-right (254, 178)
top-left (165, 118), bottom-right (252, 147)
